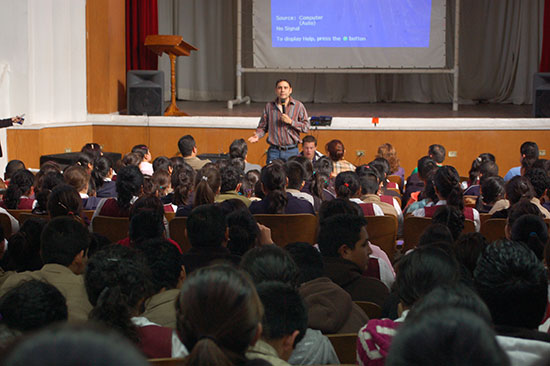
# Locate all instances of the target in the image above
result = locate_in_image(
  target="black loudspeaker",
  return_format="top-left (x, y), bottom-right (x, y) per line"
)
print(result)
top-left (127, 70), bottom-right (164, 116)
top-left (40, 152), bottom-right (122, 171)
top-left (534, 73), bottom-right (550, 118)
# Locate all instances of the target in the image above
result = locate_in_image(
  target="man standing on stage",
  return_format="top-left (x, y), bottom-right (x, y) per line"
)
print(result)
top-left (248, 79), bottom-right (309, 164)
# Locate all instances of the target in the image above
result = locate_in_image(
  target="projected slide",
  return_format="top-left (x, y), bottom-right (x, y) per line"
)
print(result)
top-left (272, 0), bottom-right (432, 48)
top-left (252, 0), bottom-right (446, 68)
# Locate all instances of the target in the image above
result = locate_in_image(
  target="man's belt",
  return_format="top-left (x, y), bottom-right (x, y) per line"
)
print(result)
top-left (270, 144), bottom-right (298, 151)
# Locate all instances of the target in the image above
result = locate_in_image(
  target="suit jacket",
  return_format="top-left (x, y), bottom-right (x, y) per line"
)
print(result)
top-left (0, 263), bottom-right (92, 322)
top-left (0, 118), bottom-right (14, 158)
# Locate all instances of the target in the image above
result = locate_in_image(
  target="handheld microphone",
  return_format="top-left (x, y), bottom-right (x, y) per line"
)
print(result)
top-left (281, 98), bottom-right (286, 114)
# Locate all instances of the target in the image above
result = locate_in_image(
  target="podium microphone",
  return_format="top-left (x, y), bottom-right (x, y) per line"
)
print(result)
top-left (281, 98), bottom-right (286, 114)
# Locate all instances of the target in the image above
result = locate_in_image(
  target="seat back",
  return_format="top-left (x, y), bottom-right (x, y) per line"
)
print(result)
top-left (82, 210), bottom-right (95, 221)
top-left (91, 216), bottom-right (129, 243)
top-left (479, 213), bottom-right (492, 226)
top-left (365, 215), bottom-right (397, 261)
top-left (253, 214), bottom-right (317, 247)
top-left (6, 209), bottom-right (31, 222)
top-left (464, 195), bottom-right (478, 208)
top-left (354, 301), bottom-right (382, 319)
top-left (149, 358), bottom-right (186, 366)
top-left (165, 211), bottom-right (176, 221)
top-left (463, 219), bottom-right (476, 233)
top-left (480, 218), bottom-right (507, 242)
top-left (18, 212), bottom-right (49, 225)
top-left (387, 175), bottom-right (403, 189)
top-left (0, 213), bottom-right (13, 238)
top-left (402, 216), bottom-right (432, 252)
top-left (327, 333), bottom-right (358, 365)
top-left (168, 217), bottom-right (191, 253)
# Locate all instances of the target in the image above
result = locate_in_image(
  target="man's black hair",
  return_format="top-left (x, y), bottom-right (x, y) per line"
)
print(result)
top-left (186, 204), bottom-right (227, 248)
top-left (135, 238), bottom-right (183, 293)
top-left (285, 161), bottom-right (306, 190)
top-left (152, 156), bottom-right (172, 172)
top-left (302, 135), bottom-right (317, 145)
top-left (178, 135), bottom-right (196, 157)
top-left (220, 165), bottom-right (244, 193)
top-left (41, 216), bottom-right (91, 266)
top-left (229, 139), bottom-right (248, 159)
top-left (520, 141), bottom-right (539, 160)
top-left (128, 210), bottom-right (165, 245)
top-left (240, 245), bottom-right (299, 288)
top-left (431, 205), bottom-right (465, 241)
top-left (285, 242), bottom-right (325, 285)
top-left (524, 168), bottom-right (550, 199)
top-left (256, 281), bottom-right (307, 346)
top-left (474, 240), bottom-right (548, 329)
top-left (275, 79), bottom-right (292, 88)
top-left (359, 174), bottom-right (379, 195)
top-left (428, 144), bottom-right (446, 164)
top-left (0, 280), bottom-right (68, 332)
top-left (318, 214), bottom-right (367, 258)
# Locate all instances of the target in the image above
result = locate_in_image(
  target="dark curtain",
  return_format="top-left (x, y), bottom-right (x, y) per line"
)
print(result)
top-left (541, 0), bottom-right (550, 71)
top-left (126, 0), bottom-right (159, 71)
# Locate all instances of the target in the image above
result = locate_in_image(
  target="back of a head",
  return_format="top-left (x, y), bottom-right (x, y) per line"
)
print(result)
top-left (5, 169), bottom-right (34, 209)
top-left (128, 210), bottom-right (165, 245)
top-left (220, 165), bottom-right (243, 193)
top-left (261, 164), bottom-right (288, 214)
top-left (229, 138), bottom-right (248, 159)
top-left (369, 158), bottom-right (391, 178)
top-left (359, 173), bottom-right (380, 195)
top-left (41, 216), bottom-right (91, 266)
top-left (152, 156), bottom-right (172, 172)
top-left (187, 204), bottom-right (226, 248)
top-left (417, 156), bottom-right (437, 180)
top-left (431, 205), bottom-right (465, 241)
top-left (452, 232), bottom-right (489, 277)
top-left (3, 324), bottom-right (149, 366)
top-left (395, 245), bottom-right (460, 308)
top-left (285, 242), bottom-right (325, 284)
top-left (428, 144), bottom-right (446, 164)
top-left (334, 171), bottom-right (360, 199)
top-left (135, 238), bottom-right (183, 293)
top-left (318, 214), bottom-right (367, 258)
top-left (171, 163), bottom-right (196, 205)
top-left (176, 265), bottom-right (263, 366)
top-left (325, 139), bottom-right (345, 161)
top-left (131, 144), bottom-right (149, 159)
top-left (255, 281), bottom-right (308, 347)
top-left (520, 141), bottom-right (539, 160)
top-left (507, 198), bottom-right (541, 228)
top-left (116, 165), bottom-right (144, 208)
top-left (226, 209), bottom-right (259, 256)
top-left (433, 165), bottom-right (463, 209)
top-left (474, 240), bottom-right (548, 329)
top-left (313, 156), bottom-right (333, 178)
top-left (418, 223), bottom-right (454, 247)
top-left (376, 143), bottom-right (400, 173)
top-left (4, 217), bottom-right (47, 272)
top-left (92, 156), bottom-right (113, 187)
top-left (285, 161), bottom-right (307, 190)
top-left (479, 160), bottom-right (499, 182)
top-left (63, 165), bottom-right (89, 193)
top-left (386, 307), bottom-right (509, 366)
top-left (240, 244), bottom-right (299, 287)
top-left (151, 168), bottom-right (171, 197)
top-left (0, 280), bottom-right (67, 332)
top-left (178, 135), bottom-right (196, 157)
top-left (121, 152), bottom-right (142, 167)
top-left (85, 245), bottom-right (153, 343)
top-left (318, 198), bottom-right (362, 223)
top-left (4, 159), bottom-right (25, 180)
top-left (194, 165), bottom-right (221, 207)
top-left (46, 184), bottom-right (83, 219)
top-left (510, 214), bottom-right (548, 261)
top-left (481, 176), bottom-right (505, 204)
top-left (81, 142), bottom-right (103, 161)
top-left (524, 167), bottom-right (550, 199)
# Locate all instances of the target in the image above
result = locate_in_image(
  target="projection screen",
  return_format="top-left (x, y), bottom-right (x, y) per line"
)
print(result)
top-left (252, 0), bottom-right (447, 68)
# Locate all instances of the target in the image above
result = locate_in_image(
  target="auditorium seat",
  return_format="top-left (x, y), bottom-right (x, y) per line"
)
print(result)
top-left (326, 333), bottom-right (358, 365)
top-left (403, 216), bottom-right (432, 252)
top-left (0, 213), bottom-right (14, 238)
top-left (364, 215), bottom-right (397, 261)
top-left (149, 358), bottom-right (185, 366)
top-left (91, 216), bottom-right (129, 243)
top-left (168, 217), bottom-right (191, 253)
top-left (354, 301), bottom-right (382, 319)
top-left (387, 175), bottom-right (403, 189)
top-left (253, 214), bottom-right (317, 247)
top-left (480, 218), bottom-right (507, 242)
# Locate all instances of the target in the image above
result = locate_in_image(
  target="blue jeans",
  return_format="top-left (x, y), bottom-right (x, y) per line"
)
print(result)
top-left (267, 145), bottom-right (299, 164)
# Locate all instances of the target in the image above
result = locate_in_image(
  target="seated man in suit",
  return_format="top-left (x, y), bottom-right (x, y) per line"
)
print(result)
top-left (318, 214), bottom-right (389, 307)
top-left (178, 135), bottom-right (211, 171)
top-left (182, 204), bottom-right (240, 274)
top-left (0, 216), bottom-right (92, 322)
top-left (215, 165), bottom-right (251, 207)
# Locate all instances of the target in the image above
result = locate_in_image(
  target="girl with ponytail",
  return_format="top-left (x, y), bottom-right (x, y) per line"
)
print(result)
top-left (94, 165), bottom-right (143, 218)
top-left (176, 264), bottom-right (267, 366)
top-left (193, 165), bottom-right (221, 208)
top-left (249, 163), bottom-right (314, 214)
top-left (85, 245), bottom-right (187, 359)
top-left (2, 169), bottom-right (35, 209)
top-left (412, 165), bottom-right (481, 231)
top-left (92, 156), bottom-right (117, 198)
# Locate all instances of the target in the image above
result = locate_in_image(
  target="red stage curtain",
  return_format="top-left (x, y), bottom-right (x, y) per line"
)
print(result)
top-left (126, 0), bottom-right (158, 71)
top-left (541, 0), bottom-right (550, 72)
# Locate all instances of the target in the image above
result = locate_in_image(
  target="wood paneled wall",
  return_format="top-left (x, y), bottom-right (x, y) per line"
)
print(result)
top-left (7, 126), bottom-right (549, 178)
top-left (86, 0), bottom-right (126, 113)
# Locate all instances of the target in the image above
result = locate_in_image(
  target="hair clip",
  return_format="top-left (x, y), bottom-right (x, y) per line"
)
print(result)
top-left (344, 183), bottom-right (349, 187)
top-left (202, 176), bottom-right (208, 182)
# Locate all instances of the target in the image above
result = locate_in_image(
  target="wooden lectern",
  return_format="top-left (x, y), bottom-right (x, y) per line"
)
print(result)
top-left (145, 35), bottom-right (198, 116)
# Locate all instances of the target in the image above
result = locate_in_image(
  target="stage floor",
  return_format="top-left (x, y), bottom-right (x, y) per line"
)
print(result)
top-left (169, 101), bottom-right (533, 118)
